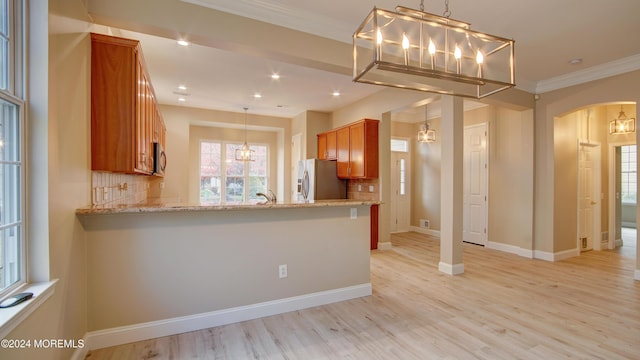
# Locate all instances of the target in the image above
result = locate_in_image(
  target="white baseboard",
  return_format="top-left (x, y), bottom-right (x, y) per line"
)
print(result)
top-left (438, 262), bottom-right (464, 275)
top-left (377, 241), bottom-right (392, 250)
top-left (615, 238), bottom-right (623, 247)
top-left (409, 226), bottom-right (441, 238)
top-left (81, 283), bottom-right (371, 352)
top-left (486, 241), bottom-right (578, 262)
top-left (554, 248), bottom-right (580, 261)
top-left (635, 270), bottom-right (640, 281)
top-left (487, 241), bottom-right (534, 258)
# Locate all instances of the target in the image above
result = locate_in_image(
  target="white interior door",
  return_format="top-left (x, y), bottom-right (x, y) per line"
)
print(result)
top-left (579, 144), bottom-right (595, 251)
top-left (463, 123), bottom-right (488, 246)
top-left (390, 150), bottom-right (410, 233)
top-left (579, 143), bottom-right (601, 251)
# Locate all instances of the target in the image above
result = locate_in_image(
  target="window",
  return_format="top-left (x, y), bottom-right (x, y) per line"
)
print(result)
top-left (621, 145), bottom-right (636, 204)
top-left (391, 138), bottom-right (409, 153)
top-left (200, 141), bottom-right (268, 204)
top-left (0, 0), bottom-right (25, 298)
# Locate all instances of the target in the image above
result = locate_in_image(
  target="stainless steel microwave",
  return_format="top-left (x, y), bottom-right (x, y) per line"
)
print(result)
top-left (154, 142), bottom-right (166, 176)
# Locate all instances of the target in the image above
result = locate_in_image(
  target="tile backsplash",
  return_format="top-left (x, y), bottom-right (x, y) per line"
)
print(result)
top-left (348, 178), bottom-right (380, 201)
top-left (91, 172), bottom-right (161, 206)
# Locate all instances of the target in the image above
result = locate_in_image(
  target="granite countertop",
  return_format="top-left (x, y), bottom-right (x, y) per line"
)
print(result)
top-left (76, 199), bottom-right (379, 215)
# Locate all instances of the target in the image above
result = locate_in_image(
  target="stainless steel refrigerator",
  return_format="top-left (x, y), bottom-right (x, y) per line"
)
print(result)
top-left (297, 159), bottom-right (346, 202)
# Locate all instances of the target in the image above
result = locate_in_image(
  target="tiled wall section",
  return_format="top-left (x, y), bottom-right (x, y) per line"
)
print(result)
top-left (91, 172), bottom-right (160, 206)
top-left (347, 178), bottom-right (380, 201)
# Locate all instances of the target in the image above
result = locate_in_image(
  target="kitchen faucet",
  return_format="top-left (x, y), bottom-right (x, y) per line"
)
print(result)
top-left (256, 190), bottom-right (276, 204)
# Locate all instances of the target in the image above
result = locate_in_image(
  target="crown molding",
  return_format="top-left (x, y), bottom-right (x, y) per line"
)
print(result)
top-left (181, 0), bottom-right (353, 43)
top-left (535, 54), bottom-right (640, 94)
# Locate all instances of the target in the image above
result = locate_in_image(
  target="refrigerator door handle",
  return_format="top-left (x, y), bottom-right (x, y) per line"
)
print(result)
top-left (302, 169), bottom-right (310, 201)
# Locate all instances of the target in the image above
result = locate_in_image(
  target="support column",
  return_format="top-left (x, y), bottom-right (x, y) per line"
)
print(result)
top-left (439, 95), bottom-right (464, 275)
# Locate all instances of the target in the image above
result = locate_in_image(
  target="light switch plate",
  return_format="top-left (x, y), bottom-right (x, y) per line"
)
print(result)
top-left (350, 208), bottom-right (357, 219)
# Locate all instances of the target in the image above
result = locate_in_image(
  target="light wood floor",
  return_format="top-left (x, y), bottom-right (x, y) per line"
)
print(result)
top-left (87, 232), bottom-right (640, 359)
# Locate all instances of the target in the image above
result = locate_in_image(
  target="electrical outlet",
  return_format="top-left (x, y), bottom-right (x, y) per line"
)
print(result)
top-left (369, 185), bottom-right (375, 192)
top-left (357, 185), bottom-right (362, 191)
top-left (279, 264), bottom-right (288, 278)
top-left (420, 219), bottom-right (430, 228)
top-left (350, 208), bottom-right (357, 219)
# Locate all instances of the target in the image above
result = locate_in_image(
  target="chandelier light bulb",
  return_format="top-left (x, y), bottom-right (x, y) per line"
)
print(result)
top-left (476, 50), bottom-right (484, 64)
top-left (402, 33), bottom-right (410, 50)
top-left (454, 45), bottom-right (462, 60)
top-left (377, 29), bottom-right (383, 45)
top-left (428, 39), bottom-right (436, 56)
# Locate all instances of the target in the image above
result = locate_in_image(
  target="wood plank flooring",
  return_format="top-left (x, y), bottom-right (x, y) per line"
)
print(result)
top-left (86, 232), bottom-right (640, 359)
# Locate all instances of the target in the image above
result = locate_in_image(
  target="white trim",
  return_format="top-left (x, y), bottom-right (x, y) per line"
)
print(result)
top-left (0, 280), bottom-right (58, 339)
top-left (438, 262), bottom-right (464, 275)
top-left (551, 248), bottom-right (580, 261)
top-left (180, 0), bottom-right (353, 43)
top-left (377, 241), bottom-right (393, 250)
top-left (83, 283), bottom-right (371, 351)
top-left (533, 250), bottom-right (555, 262)
top-left (536, 54), bottom-right (640, 94)
top-left (615, 238), bottom-right (623, 248)
top-left (635, 270), bottom-right (640, 281)
top-left (487, 241), bottom-right (534, 259)
top-left (409, 225), bottom-right (441, 238)
top-left (486, 241), bottom-right (579, 262)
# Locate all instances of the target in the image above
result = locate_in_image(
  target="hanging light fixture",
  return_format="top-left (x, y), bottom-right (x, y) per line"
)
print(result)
top-left (417, 104), bottom-right (436, 143)
top-left (609, 105), bottom-right (636, 134)
top-left (235, 107), bottom-right (256, 161)
top-left (353, 0), bottom-right (515, 98)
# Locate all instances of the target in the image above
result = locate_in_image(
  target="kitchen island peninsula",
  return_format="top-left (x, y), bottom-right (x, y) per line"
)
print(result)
top-left (76, 200), bottom-right (375, 350)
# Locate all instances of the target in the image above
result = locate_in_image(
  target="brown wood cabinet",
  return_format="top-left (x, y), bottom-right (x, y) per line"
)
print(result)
top-left (336, 119), bottom-right (379, 179)
top-left (317, 130), bottom-right (337, 160)
top-left (91, 33), bottom-right (165, 175)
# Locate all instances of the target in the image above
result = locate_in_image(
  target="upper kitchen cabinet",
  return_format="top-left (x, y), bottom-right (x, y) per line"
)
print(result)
top-left (336, 119), bottom-right (379, 179)
top-left (317, 130), bottom-right (337, 160)
top-left (91, 33), bottom-right (164, 175)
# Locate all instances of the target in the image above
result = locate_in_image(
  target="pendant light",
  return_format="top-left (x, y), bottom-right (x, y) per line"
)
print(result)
top-left (609, 105), bottom-right (636, 135)
top-left (418, 104), bottom-right (436, 143)
top-left (235, 107), bottom-right (256, 161)
top-left (353, 0), bottom-right (515, 98)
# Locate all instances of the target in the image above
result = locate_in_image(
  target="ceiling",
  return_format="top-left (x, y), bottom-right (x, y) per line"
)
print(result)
top-left (94, 0), bottom-right (640, 120)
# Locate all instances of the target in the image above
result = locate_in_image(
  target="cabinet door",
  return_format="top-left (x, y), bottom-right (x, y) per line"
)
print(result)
top-left (326, 130), bottom-right (337, 160)
top-left (317, 133), bottom-right (327, 160)
top-left (336, 127), bottom-right (350, 178)
top-left (135, 60), bottom-right (148, 172)
top-left (349, 122), bottom-right (365, 178)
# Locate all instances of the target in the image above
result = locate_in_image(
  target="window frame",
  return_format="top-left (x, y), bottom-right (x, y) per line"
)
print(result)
top-left (0, 0), bottom-right (26, 299)
top-left (199, 139), bottom-right (269, 204)
top-left (620, 144), bottom-right (637, 205)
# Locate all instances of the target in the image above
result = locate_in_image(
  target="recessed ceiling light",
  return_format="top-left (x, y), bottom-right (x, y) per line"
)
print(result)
top-left (271, 73), bottom-right (280, 80)
top-left (253, 93), bottom-right (262, 99)
top-left (569, 58), bottom-right (583, 65)
top-left (178, 84), bottom-right (187, 91)
top-left (178, 97), bottom-right (186, 102)
top-left (332, 91), bottom-right (341, 97)
top-left (177, 40), bottom-right (189, 46)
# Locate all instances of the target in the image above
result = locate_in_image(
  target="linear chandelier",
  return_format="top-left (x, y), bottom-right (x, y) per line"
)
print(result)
top-left (353, 0), bottom-right (515, 98)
